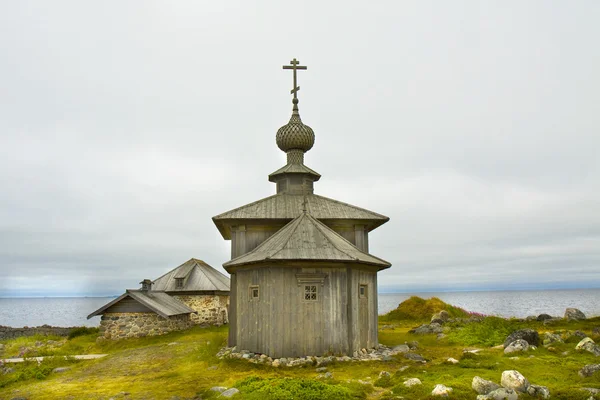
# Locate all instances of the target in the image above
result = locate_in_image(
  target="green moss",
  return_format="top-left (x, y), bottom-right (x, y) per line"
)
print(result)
top-left (446, 316), bottom-right (521, 347)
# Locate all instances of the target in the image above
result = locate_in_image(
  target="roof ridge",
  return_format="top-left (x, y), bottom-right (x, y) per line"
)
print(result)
top-left (193, 263), bottom-right (223, 291)
top-left (267, 212), bottom-right (307, 259)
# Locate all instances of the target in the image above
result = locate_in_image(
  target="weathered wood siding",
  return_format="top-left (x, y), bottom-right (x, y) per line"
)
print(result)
top-left (232, 265), bottom-right (378, 357)
top-left (104, 296), bottom-right (153, 313)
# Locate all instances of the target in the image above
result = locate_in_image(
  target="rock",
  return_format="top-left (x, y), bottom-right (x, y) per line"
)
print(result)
top-left (536, 314), bottom-right (553, 321)
top-left (576, 337), bottom-right (600, 356)
top-left (392, 344), bottom-right (410, 353)
top-left (500, 370), bottom-right (529, 392)
top-left (52, 367), bottom-right (70, 373)
top-left (593, 327), bottom-right (600, 336)
top-left (527, 384), bottom-right (550, 399)
top-left (431, 384), bottom-right (452, 397)
top-left (472, 376), bottom-right (501, 395)
top-left (446, 357), bottom-right (459, 364)
top-left (271, 359), bottom-right (280, 367)
top-left (403, 378), bottom-right (422, 387)
top-left (317, 372), bottom-right (333, 379)
top-left (399, 365), bottom-right (410, 372)
top-left (407, 341), bottom-right (419, 349)
top-left (565, 308), bottom-right (586, 321)
top-left (378, 371), bottom-right (391, 379)
top-left (574, 330), bottom-right (588, 339)
top-left (316, 367), bottom-right (327, 372)
top-left (410, 323), bottom-right (443, 334)
top-left (207, 365), bottom-right (218, 370)
top-left (477, 388), bottom-right (519, 400)
top-left (220, 388), bottom-right (240, 397)
top-left (431, 310), bottom-right (450, 324)
top-left (3, 367), bottom-right (15, 374)
top-left (210, 387), bottom-right (228, 393)
top-left (543, 332), bottom-right (563, 345)
top-left (504, 339), bottom-right (530, 354)
top-left (579, 364), bottom-right (600, 378)
top-left (503, 329), bottom-right (540, 348)
top-left (404, 353), bottom-right (425, 362)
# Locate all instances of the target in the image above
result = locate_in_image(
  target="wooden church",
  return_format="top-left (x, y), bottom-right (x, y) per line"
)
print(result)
top-left (213, 59), bottom-right (391, 358)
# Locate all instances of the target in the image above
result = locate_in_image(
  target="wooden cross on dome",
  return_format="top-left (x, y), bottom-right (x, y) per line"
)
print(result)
top-left (283, 58), bottom-right (307, 99)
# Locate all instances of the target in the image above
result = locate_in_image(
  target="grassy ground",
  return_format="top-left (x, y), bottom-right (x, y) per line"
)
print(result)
top-left (1, 301), bottom-right (599, 399)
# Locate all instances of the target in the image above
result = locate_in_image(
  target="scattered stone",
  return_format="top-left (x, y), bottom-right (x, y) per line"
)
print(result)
top-left (317, 372), bottom-right (333, 379)
top-left (472, 376), bottom-right (501, 395)
top-left (407, 341), bottom-right (419, 349)
top-left (378, 371), bottom-right (391, 379)
top-left (446, 357), bottom-right (459, 364)
top-left (543, 332), bottom-right (563, 346)
top-left (579, 364), bottom-right (600, 378)
top-left (220, 388), bottom-right (240, 397)
top-left (536, 314), bottom-right (553, 322)
top-left (207, 365), bottom-right (218, 370)
top-left (503, 329), bottom-right (540, 348)
top-left (52, 367), bottom-right (70, 373)
top-left (477, 388), bottom-right (518, 400)
top-left (527, 384), bottom-right (550, 399)
top-left (167, 342), bottom-right (180, 346)
top-left (392, 344), bottom-right (410, 353)
top-left (431, 384), bottom-right (452, 397)
top-left (504, 339), bottom-right (529, 354)
top-left (431, 310), bottom-right (450, 324)
top-left (500, 370), bottom-right (530, 393)
top-left (574, 330), bottom-right (588, 339)
top-left (576, 337), bottom-right (600, 356)
top-left (316, 367), bottom-right (327, 372)
top-left (399, 365), bottom-right (410, 372)
top-left (404, 353), bottom-right (426, 362)
top-left (410, 323), bottom-right (443, 335)
top-left (3, 367), bottom-right (15, 374)
top-left (565, 308), bottom-right (586, 321)
top-left (210, 387), bottom-right (228, 393)
top-left (271, 359), bottom-right (280, 367)
top-left (403, 378), bottom-right (422, 387)
top-left (593, 327), bottom-right (600, 336)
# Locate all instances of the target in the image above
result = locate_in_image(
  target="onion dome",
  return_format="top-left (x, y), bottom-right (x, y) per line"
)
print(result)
top-left (276, 99), bottom-right (315, 153)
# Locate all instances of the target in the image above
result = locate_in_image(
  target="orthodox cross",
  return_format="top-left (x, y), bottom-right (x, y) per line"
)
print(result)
top-left (283, 58), bottom-right (307, 99)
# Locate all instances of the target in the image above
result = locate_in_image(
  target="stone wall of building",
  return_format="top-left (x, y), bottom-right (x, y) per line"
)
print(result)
top-left (174, 295), bottom-right (229, 326)
top-left (99, 312), bottom-right (193, 340)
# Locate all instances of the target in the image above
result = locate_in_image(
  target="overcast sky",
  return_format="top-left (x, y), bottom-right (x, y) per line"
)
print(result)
top-left (1, 1), bottom-right (599, 297)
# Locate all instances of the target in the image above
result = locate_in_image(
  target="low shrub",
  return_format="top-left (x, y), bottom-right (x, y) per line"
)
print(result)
top-left (67, 327), bottom-right (99, 340)
top-left (447, 316), bottom-right (520, 347)
top-left (232, 376), bottom-right (363, 400)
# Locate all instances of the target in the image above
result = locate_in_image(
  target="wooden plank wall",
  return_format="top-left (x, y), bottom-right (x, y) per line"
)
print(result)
top-left (234, 266), bottom-right (350, 358)
top-left (105, 297), bottom-right (153, 313)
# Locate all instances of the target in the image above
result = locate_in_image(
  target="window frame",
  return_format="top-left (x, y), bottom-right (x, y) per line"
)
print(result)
top-left (303, 284), bottom-right (318, 302)
top-left (359, 284), bottom-right (368, 299)
top-left (175, 278), bottom-right (184, 289)
top-left (249, 285), bottom-right (260, 301)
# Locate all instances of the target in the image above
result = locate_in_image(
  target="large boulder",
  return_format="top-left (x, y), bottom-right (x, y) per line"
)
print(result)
top-left (564, 308), bottom-right (586, 321)
top-left (536, 314), bottom-right (553, 322)
top-left (501, 370), bottom-right (530, 393)
top-left (503, 329), bottom-right (540, 348)
top-left (410, 323), bottom-right (443, 335)
top-left (403, 378), bottom-right (422, 387)
top-left (431, 310), bottom-right (450, 324)
top-left (576, 337), bottom-right (600, 356)
top-left (477, 388), bottom-right (518, 400)
top-left (579, 364), bottom-right (600, 378)
top-left (472, 376), bottom-right (501, 395)
top-left (504, 339), bottom-right (530, 354)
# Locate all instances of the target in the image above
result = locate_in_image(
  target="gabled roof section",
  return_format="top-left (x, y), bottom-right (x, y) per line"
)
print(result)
top-left (152, 258), bottom-right (230, 292)
top-left (87, 290), bottom-right (196, 319)
top-left (223, 212), bottom-right (391, 270)
top-left (268, 163), bottom-right (321, 182)
top-left (213, 194), bottom-right (389, 239)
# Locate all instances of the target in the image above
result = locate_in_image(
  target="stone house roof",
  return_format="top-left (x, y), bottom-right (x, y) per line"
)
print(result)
top-left (87, 290), bottom-right (196, 319)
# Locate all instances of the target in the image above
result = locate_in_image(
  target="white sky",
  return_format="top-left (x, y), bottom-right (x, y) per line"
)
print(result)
top-left (1, 1), bottom-right (599, 296)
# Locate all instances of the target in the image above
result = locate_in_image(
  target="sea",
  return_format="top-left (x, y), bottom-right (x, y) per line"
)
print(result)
top-left (0, 289), bottom-right (599, 328)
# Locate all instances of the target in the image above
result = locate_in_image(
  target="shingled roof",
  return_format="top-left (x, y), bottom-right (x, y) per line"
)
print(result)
top-left (213, 193), bottom-right (389, 239)
top-left (223, 212), bottom-right (391, 270)
top-left (87, 290), bottom-right (196, 319)
top-left (152, 258), bottom-right (230, 292)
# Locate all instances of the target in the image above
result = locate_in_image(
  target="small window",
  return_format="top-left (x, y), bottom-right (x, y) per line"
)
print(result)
top-left (175, 278), bottom-right (184, 289)
top-left (250, 285), bottom-right (259, 300)
top-left (304, 285), bottom-right (318, 301)
top-left (359, 284), bottom-right (367, 298)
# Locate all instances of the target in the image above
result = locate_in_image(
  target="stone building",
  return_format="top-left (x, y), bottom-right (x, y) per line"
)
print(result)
top-left (88, 258), bottom-right (230, 339)
top-left (213, 59), bottom-right (391, 358)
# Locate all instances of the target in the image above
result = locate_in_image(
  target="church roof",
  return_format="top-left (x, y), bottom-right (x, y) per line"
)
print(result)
top-left (87, 290), bottom-right (196, 319)
top-left (223, 212), bottom-right (391, 270)
top-left (152, 258), bottom-right (230, 292)
top-left (213, 193), bottom-right (389, 239)
top-left (268, 162), bottom-right (321, 182)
